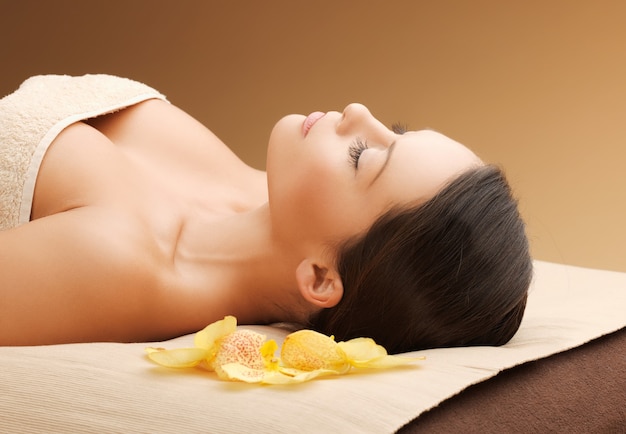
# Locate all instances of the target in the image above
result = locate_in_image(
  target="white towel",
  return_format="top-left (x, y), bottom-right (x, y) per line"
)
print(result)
top-left (0, 74), bottom-right (167, 230)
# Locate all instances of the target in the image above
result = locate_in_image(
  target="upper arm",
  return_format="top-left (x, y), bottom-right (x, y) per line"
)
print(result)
top-left (0, 208), bottom-right (160, 345)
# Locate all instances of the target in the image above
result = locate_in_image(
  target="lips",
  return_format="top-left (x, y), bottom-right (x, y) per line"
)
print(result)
top-left (302, 111), bottom-right (326, 137)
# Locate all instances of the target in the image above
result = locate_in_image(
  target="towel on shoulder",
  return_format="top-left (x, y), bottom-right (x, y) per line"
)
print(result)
top-left (0, 74), bottom-right (167, 230)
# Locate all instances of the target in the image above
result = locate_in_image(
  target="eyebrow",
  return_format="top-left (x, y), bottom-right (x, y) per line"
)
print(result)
top-left (369, 140), bottom-right (397, 186)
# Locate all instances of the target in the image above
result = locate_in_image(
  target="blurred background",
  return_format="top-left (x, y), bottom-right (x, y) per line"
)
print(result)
top-left (2, 0), bottom-right (625, 272)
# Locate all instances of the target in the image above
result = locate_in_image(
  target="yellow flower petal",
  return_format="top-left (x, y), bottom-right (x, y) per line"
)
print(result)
top-left (273, 366), bottom-right (337, 383)
top-left (194, 315), bottom-right (237, 349)
top-left (338, 338), bottom-right (387, 362)
top-left (280, 330), bottom-right (350, 374)
top-left (260, 339), bottom-right (280, 371)
top-left (260, 370), bottom-right (309, 385)
top-left (211, 329), bottom-right (267, 379)
top-left (212, 333), bottom-right (277, 383)
top-left (145, 347), bottom-right (209, 368)
top-left (356, 354), bottom-right (424, 369)
top-left (220, 364), bottom-right (327, 385)
top-left (219, 363), bottom-right (266, 383)
top-left (338, 338), bottom-right (424, 369)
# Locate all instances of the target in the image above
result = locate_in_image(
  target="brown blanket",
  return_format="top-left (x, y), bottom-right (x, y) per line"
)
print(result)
top-left (400, 327), bottom-right (626, 433)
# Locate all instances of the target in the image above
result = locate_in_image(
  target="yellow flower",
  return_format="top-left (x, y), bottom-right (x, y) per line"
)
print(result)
top-left (146, 317), bottom-right (423, 385)
top-left (226, 330), bottom-right (423, 384)
top-left (278, 330), bottom-right (422, 380)
top-left (146, 316), bottom-right (274, 381)
top-left (280, 330), bottom-right (349, 373)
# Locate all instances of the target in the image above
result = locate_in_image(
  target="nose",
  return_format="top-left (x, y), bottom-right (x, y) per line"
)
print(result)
top-left (337, 103), bottom-right (370, 134)
top-left (337, 103), bottom-right (393, 143)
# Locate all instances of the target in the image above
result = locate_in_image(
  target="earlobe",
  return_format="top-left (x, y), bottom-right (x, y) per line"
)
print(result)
top-left (295, 259), bottom-right (344, 308)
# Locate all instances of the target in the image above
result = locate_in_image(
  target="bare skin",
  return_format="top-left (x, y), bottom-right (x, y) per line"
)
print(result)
top-left (0, 100), bottom-right (306, 345)
top-left (0, 100), bottom-right (480, 345)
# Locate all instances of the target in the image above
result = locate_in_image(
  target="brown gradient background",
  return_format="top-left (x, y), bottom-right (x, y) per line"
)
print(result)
top-left (2, 1), bottom-right (625, 273)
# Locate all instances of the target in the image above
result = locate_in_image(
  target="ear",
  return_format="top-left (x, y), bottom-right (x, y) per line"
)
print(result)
top-left (295, 258), bottom-right (344, 308)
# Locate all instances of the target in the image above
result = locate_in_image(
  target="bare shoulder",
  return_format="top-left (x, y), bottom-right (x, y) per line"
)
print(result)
top-left (84, 99), bottom-right (264, 200)
top-left (0, 207), bottom-right (172, 345)
top-left (86, 99), bottom-right (246, 171)
top-left (2, 100), bottom-right (264, 345)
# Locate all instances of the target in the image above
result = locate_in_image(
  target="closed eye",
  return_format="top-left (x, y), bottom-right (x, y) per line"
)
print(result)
top-left (348, 137), bottom-right (368, 169)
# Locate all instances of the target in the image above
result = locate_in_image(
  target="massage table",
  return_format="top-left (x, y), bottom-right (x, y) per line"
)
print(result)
top-left (1, 261), bottom-right (625, 433)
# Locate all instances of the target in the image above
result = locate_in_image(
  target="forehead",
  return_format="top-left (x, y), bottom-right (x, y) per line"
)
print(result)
top-left (378, 130), bottom-right (481, 202)
top-left (402, 129), bottom-right (481, 166)
top-left (408, 129), bottom-right (474, 151)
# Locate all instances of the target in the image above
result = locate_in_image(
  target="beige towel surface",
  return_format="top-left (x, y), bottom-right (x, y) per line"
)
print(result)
top-left (0, 74), bottom-right (166, 230)
top-left (1, 261), bottom-right (625, 433)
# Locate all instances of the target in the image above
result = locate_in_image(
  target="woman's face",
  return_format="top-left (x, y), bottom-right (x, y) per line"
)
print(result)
top-left (266, 103), bottom-right (482, 256)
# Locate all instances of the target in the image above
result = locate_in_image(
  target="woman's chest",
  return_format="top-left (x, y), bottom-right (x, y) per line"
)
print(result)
top-left (32, 100), bottom-right (266, 219)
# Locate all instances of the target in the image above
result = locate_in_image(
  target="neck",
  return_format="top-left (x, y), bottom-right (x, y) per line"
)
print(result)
top-left (174, 203), bottom-right (314, 326)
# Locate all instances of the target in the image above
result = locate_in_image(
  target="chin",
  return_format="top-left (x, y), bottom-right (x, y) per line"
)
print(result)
top-left (267, 114), bottom-right (305, 173)
top-left (269, 114), bottom-right (304, 143)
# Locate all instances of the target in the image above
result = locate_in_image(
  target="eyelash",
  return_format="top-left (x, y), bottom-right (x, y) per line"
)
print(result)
top-left (391, 123), bottom-right (408, 135)
top-left (348, 138), bottom-right (368, 169)
top-left (347, 123), bottom-right (406, 169)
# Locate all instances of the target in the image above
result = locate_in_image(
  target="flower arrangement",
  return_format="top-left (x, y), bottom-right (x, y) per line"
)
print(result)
top-left (146, 316), bottom-right (423, 384)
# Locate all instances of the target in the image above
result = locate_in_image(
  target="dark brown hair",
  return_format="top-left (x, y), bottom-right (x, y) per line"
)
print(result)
top-left (310, 165), bottom-right (532, 354)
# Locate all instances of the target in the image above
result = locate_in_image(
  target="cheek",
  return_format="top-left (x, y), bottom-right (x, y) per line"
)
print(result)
top-left (290, 164), bottom-right (342, 219)
top-left (274, 168), bottom-right (359, 242)
top-left (300, 178), bottom-right (380, 243)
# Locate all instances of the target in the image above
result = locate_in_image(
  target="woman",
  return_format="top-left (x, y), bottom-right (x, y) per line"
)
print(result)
top-left (0, 75), bottom-right (531, 351)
